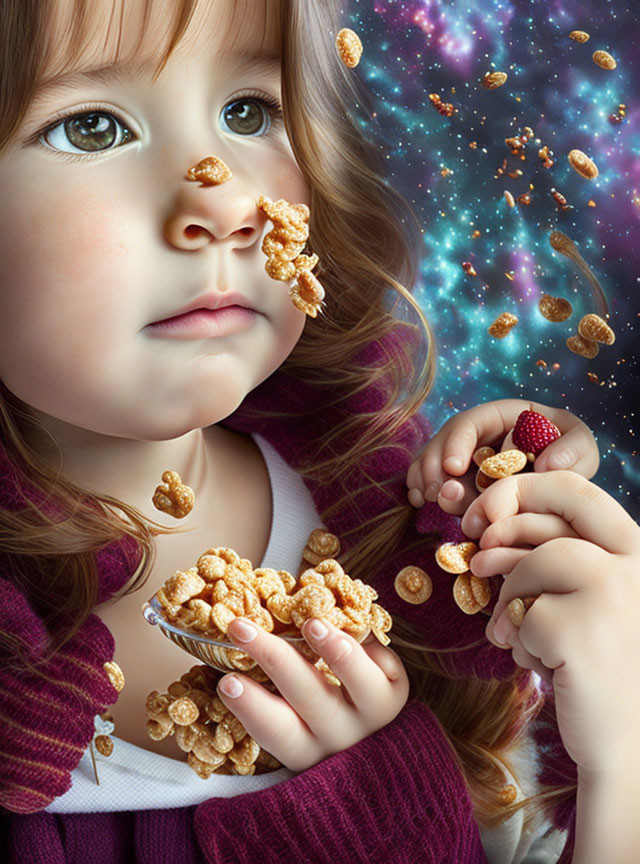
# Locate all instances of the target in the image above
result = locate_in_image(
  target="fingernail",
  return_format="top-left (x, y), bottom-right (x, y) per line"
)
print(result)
top-left (425, 481), bottom-right (440, 502)
top-left (492, 615), bottom-right (509, 647)
top-left (546, 448), bottom-right (576, 470)
top-left (466, 513), bottom-right (485, 535)
top-left (440, 480), bottom-right (462, 501)
top-left (219, 675), bottom-right (244, 698)
top-left (306, 618), bottom-right (329, 641)
top-left (228, 619), bottom-right (257, 643)
top-left (408, 487), bottom-right (426, 508)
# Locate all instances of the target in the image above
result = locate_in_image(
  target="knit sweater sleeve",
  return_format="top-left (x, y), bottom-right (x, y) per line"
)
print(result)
top-left (193, 700), bottom-right (488, 864)
top-left (0, 577), bottom-right (121, 815)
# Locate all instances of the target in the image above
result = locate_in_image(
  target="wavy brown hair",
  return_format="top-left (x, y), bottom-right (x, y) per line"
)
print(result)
top-left (0, 0), bottom-right (575, 833)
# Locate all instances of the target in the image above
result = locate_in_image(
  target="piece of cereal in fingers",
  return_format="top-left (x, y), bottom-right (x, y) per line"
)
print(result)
top-left (435, 541), bottom-right (478, 574)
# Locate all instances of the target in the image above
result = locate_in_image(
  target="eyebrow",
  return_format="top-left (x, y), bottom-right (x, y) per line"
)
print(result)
top-left (31, 52), bottom-right (281, 107)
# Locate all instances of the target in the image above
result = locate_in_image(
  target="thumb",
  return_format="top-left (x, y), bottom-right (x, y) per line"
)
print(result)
top-left (533, 425), bottom-right (599, 478)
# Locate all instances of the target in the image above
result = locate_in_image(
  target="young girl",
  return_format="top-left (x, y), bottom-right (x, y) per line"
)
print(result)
top-left (1, 0), bottom-right (637, 862)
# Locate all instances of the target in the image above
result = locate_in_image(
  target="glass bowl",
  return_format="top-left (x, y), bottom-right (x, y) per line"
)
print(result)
top-left (142, 594), bottom-right (307, 675)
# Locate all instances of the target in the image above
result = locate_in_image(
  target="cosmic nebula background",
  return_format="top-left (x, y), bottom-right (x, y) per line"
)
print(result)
top-left (345, 0), bottom-right (639, 518)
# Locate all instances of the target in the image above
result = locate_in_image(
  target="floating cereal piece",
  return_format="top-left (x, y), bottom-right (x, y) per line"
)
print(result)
top-left (336, 28), bottom-right (363, 68)
top-left (489, 312), bottom-right (518, 339)
top-left (302, 529), bottom-right (341, 567)
top-left (538, 293), bottom-right (573, 323)
top-left (577, 313), bottom-right (615, 345)
top-left (103, 661), bottom-right (125, 692)
top-left (504, 190), bottom-right (515, 208)
top-left (569, 30), bottom-right (590, 43)
top-left (551, 188), bottom-right (572, 212)
top-left (428, 93), bottom-right (456, 117)
top-left (453, 573), bottom-right (491, 614)
top-left (394, 565), bottom-right (433, 605)
top-left (567, 334), bottom-right (599, 359)
top-left (482, 71), bottom-right (508, 89)
top-left (152, 470), bottom-right (195, 519)
top-left (549, 230), bottom-right (609, 318)
top-left (435, 541), bottom-right (478, 575)
top-left (568, 149), bottom-right (599, 180)
top-left (479, 449), bottom-right (527, 479)
top-left (462, 261), bottom-right (477, 277)
top-left (185, 156), bottom-right (232, 185)
top-left (592, 50), bottom-right (617, 70)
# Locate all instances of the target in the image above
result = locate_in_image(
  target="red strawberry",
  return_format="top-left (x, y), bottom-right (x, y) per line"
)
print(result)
top-left (512, 410), bottom-right (561, 461)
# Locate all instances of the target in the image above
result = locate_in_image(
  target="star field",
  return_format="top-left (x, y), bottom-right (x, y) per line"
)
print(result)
top-left (345, 0), bottom-right (640, 517)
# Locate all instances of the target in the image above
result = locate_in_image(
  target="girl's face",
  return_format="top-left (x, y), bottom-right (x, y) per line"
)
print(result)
top-left (0, 0), bottom-right (308, 442)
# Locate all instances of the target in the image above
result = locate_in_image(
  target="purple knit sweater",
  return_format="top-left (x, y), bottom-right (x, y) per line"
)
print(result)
top-left (0, 333), bottom-right (577, 863)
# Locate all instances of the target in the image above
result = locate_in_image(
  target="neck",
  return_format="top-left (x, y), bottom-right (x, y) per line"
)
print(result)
top-left (20, 412), bottom-right (224, 527)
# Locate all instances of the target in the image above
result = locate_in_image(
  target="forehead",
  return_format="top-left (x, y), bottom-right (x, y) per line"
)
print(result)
top-left (42, 0), bottom-right (281, 81)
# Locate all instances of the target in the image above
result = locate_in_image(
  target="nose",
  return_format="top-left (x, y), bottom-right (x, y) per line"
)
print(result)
top-left (164, 170), bottom-right (262, 252)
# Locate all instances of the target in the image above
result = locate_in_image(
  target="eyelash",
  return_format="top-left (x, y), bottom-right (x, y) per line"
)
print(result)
top-left (25, 90), bottom-right (285, 162)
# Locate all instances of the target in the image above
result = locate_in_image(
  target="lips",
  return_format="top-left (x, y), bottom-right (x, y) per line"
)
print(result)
top-left (149, 290), bottom-right (254, 326)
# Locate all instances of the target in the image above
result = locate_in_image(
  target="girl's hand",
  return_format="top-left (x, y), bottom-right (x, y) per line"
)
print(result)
top-left (215, 616), bottom-right (410, 772)
top-left (406, 399), bottom-right (599, 515)
top-left (462, 471), bottom-right (640, 775)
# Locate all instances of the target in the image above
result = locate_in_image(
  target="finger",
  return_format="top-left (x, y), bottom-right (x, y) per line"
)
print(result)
top-left (302, 618), bottom-right (406, 716)
top-left (462, 472), bottom-right (640, 555)
top-left (479, 513), bottom-right (581, 550)
top-left (226, 618), bottom-right (342, 733)
top-left (495, 592), bottom-right (576, 672)
top-left (496, 538), bottom-right (610, 606)
top-left (436, 473), bottom-right (478, 514)
top-left (533, 420), bottom-right (599, 478)
top-left (470, 546), bottom-right (530, 578)
top-left (407, 448), bottom-right (446, 503)
top-left (507, 631), bottom-right (554, 682)
top-left (216, 672), bottom-right (316, 768)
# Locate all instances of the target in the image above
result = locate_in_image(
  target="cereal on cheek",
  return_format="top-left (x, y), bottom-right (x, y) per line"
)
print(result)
top-left (257, 196), bottom-right (326, 318)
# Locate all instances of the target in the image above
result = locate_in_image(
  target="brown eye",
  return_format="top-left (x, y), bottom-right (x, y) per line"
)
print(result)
top-left (221, 99), bottom-right (270, 136)
top-left (44, 111), bottom-right (135, 154)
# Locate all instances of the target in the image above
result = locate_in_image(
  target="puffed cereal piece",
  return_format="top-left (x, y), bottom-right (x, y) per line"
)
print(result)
top-left (103, 661), bottom-right (125, 692)
top-left (262, 233), bottom-right (307, 262)
top-left (507, 596), bottom-right (536, 627)
top-left (174, 598), bottom-right (213, 632)
top-left (435, 541), bottom-right (478, 575)
top-left (577, 313), bottom-right (615, 345)
top-left (569, 30), bottom-right (590, 43)
top-left (228, 735), bottom-right (261, 767)
top-left (146, 690), bottom-right (171, 717)
top-left (158, 567), bottom-right (206, 606)
top-left (289, 270), bottom-right (326, 318)
top-left (315, 657), bottom-right (342, 687)
top-left (189, 747), bottom-right (226, 774)
top-left (185, 155), bottom-right (233, 185)
top-left (302, 528), bottom-right (341, 566)
top-left (472, 446), bottom-right (496, 467)
top-left (592, 50), bottom-right (617, 70)
top-left (475, 469), bottom-right (496, 492)
top-left (168, 696), bottom-right (200, 726)
top-left (336, 27), bottom-right (363, 68)
top-left (370, 603), bottom-right (393, 646)
top-left (290, 584), bottom-right (337, 629)
top-left (266, 592), bottom-right (296, 624)
top-left (294, 253), bottom-right (320, 273)
top-left (253, 568), bottom-right (289, 600)
top-left (257, 196), bottom-right (310, 243)
top-left (146, 713), bottom-right (175, 741)
top-left (152, 470), bottom-right (195, 519)
top-left (94, 735), bottom-right (114, 757)
top-left (453, 573), bottom-right (489, 614)
top-left (500, 784), bottom-right (518, 805)
top-left (480, 449), bottom-right (527, 479)
top-left (489, 312), bottom-right (518, 338)
top-left (538, 293), bottom-right (573, 322)
top-left (568, 149), bottom-right (599, 180)
top-left (394, 565), bottom-right (433, 605)
top-left (481, 71), bottom-right (508, 89)
top-left (175, 724), bottom-right (200, 753)
top-left (567, 333), bottom-right (599, 359)
top-left (197, 553), bottom-right (228, 582)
